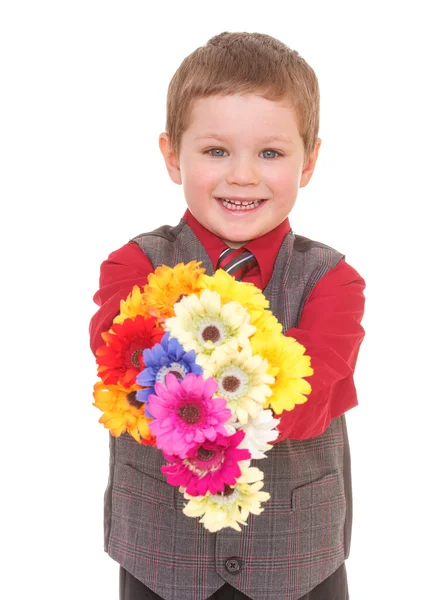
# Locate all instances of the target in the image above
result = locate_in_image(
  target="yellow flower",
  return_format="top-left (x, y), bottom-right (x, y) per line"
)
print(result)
top-left (114, 285), bottom-right (153, 325)
top-left (251, 309), bottom-right (283, 337)
top-left (250, 331), bottom-right (314, 414)
top-left (200, 270), bottom-right (269, 325)
top-left (202, 345), bottom-right (274, 425)
top-left (165, 289), bottom-right (256, 361)
top-left (92, 381), bottom-right (155, 444)
top-left (182, 464), bottom-right (270, 532)
top-left (141, 261), bottom-right (206, 320)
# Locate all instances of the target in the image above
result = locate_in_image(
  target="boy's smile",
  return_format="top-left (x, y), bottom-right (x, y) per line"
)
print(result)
top-left (160, 94), bottom-right (320, 247)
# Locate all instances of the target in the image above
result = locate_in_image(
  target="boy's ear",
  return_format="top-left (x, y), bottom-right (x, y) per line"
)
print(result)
top-left (299, 138), bottom-right (322, 188)
top-left (159, 133), bottom-right (182, 185)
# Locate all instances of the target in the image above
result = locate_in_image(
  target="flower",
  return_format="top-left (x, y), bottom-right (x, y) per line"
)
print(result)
top-left (251, 309), bottom-right (283, 337)
top-left (200, 270), bottom-right (284, 340)
top-left (165, 289), bottom-right (256, 363)
top-left (202, 345), bottom-right (275, 425)
top-left (141, 261), bottom-right (206, 320)
top-left (229, 409), bottom-right (280, 459)
top-left (161, 430), bottom-right (251, 495)
top-left (136, 332), bottom-right (204, 416)
top-left (113, 285), bottom-right (155, 325)
top-left (199, 269), bottom-right (269, 322)
top-left (147, 373), bottom-right (232, 458)
top-left (250, 331), bottom-right (314, 414)
top-left (182, 464), bottom-right (270, 532)
top-left (96, 315), bottom-right (164, 388)
top-left (92, 381), bottom-right (155, 444)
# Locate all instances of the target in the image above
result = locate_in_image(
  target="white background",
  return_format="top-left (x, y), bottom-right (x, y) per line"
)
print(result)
top-left (1, 1), bottom-right (438, 598)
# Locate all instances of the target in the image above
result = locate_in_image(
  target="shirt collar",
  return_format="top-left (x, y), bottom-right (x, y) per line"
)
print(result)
top-left (182, 209), bottom-right (292, 289)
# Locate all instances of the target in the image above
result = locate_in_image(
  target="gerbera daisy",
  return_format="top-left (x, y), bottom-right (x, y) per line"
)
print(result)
top-left (250, 331), bottom-right (314, 414)
top-left (202, 345), bottom-right (275, 425)
top-left (136, 332), bottom-right (203, 416)
top-left (199, 269), bottom-right (269, 322)
top-left (92, 381), bottom-right (155, 444)
top-left (147, 373), bottom-right (232, 458)
top-left (182, 464), bottom-right (270, 532)
top-left (141, 261), bottom-right (206, 320)
top-left (161, 429), bottom-right (251, 496)
top-left (228, 409), bottom-right (280, 459)
top-left (113, 285), bottom-right (155, 325)
top-left (165, 289), bottom-right (256, 363)
top-left (251, 309), bottom-right (283, 338)
top-left (96, 315), bottom-right (164, 388)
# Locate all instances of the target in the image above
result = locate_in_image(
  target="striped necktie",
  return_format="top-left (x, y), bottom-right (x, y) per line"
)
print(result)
top-left (216, 247), bottom-right (257, 281)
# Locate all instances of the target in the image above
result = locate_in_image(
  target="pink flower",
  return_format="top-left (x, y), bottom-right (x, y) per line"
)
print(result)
top-left (161, 429), bottom-right (251, 496)
top-left (147, 373), bottom-right (232, 458)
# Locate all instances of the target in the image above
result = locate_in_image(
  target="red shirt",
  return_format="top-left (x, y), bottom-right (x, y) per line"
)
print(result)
top-left (89, 209), bottom-right (366, 442)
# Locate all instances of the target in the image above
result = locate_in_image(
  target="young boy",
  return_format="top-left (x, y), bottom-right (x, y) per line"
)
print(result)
top-left (90, 32), bottom-right (366, 600)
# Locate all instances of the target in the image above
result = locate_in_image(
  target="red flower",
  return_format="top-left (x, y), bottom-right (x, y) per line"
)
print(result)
top-left (96, 315), bottom-right (164, 388)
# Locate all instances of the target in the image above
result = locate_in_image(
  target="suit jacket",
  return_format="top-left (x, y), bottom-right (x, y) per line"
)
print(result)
top-left (103, 219), bottom-right (352, 600)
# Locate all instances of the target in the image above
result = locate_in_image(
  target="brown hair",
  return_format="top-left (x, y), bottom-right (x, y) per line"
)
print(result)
top-left (165, 32), bottom-right (320, 166)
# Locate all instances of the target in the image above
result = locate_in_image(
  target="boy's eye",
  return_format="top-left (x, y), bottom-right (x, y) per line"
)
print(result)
top-left (207, 148), bottom-right (227, 157)
top-left (205, 148), bottom-right (281, 159)
top-left (261, 149), bottom-right (279, 159)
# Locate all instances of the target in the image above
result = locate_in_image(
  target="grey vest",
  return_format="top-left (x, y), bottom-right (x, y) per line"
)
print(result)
top-left (104, 220), bottom-right (352, 600)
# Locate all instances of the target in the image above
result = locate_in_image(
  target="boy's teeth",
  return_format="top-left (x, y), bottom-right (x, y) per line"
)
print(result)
top-left (220, 198), bottom-right (262, 210)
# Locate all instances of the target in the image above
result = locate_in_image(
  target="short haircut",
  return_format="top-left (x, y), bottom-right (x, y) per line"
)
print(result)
top-left (165, 32), bottom-right (320, 166)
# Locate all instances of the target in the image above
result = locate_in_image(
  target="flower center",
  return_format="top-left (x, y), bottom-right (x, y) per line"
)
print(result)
top-left (222, 375), bottom-right (240, 393)
top-left (131, 348), bottom-right (143, 368)
top-left (126, 391), bottom-right (144, 410)
top-left (218, 366), bottom-right (249, 400)
top-left (169, 370), bottom-right (183, 379)
top-left (156, 362), bottom-right (188, 385)
top-left (213, 484), bottom-right (240, 505)
top-left (197, 447), bottom-right (217, 461)
top-left (185, 444), bottom-right (224, 474)
top-left (220, 484), bottom-right (235, 497)
top-left (178, 403), bottom-right (201, 424)
top-left (196, 317), bottom-right (227, 349)
top-left (202, 325), bottom-right (221, 343)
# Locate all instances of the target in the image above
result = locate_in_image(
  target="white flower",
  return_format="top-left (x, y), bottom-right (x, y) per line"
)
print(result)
top-left (231, 409), bottom-right (280, 459)
top-left (202, 345), bottom-right (274, 425)
top-left (181, 464), bottom-right (270, 532)
top-left (165, 290), bottom-right (255, 362)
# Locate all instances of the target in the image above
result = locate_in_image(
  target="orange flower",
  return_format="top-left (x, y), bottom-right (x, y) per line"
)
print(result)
top-left (96, 315), bottom-right (164, 388)
top-left (93, 381), bottom-right (156, 444)
top-left (141, 261), bottom-right (205, 319)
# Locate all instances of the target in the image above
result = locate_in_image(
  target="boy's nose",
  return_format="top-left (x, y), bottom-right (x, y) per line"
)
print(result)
top-left (225, 157), bottom-right (260, 186)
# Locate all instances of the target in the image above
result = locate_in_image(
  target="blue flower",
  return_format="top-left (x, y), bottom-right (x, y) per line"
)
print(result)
top-left (136, 332), bottom-right (203, 417)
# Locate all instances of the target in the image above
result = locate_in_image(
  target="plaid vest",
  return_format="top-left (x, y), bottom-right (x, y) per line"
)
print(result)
top-left (103, 220), bottom-right (352, 600)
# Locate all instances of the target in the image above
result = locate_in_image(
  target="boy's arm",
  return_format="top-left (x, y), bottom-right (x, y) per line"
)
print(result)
top-left (90, 247), bottom-right (366, 440)
top-left (275, 259), bottom-right (366, 442)
top-left (89, 242), bottom-right (154, 355)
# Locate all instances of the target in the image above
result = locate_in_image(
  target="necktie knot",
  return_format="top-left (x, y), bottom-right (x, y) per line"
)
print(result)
top-left (216, 247), bottom-right (257, 281)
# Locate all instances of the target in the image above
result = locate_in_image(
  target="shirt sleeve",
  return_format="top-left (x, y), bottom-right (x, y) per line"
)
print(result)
top-left (274, 258), bottom-right (366, 442)
top-left (89, 241), bottom-right (154, 356)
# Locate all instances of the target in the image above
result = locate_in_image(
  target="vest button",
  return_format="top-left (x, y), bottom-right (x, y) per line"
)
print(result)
top-left (225, 557), bottom-right (241, 574)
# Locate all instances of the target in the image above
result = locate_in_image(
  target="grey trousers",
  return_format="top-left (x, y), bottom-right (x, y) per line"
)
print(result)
top-left (120, 562), bottom-right (348, 600)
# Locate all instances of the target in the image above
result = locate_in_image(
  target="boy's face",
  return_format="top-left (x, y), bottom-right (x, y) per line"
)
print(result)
top-left (159, 94), bottom-right (321, 247)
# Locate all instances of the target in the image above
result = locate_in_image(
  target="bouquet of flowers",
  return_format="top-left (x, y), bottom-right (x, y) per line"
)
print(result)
top-left (93, 261), bottom-right (313, 532)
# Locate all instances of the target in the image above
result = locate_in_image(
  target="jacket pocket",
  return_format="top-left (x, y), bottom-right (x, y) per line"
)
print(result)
top-left (291, 473), bottom-right (346, 565)
top-left (113, 461), bottom-right (177, 510)
top-left (107, 462), bottom-right (183, 561)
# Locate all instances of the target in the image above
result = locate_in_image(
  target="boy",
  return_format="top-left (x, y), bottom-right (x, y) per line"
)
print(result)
top-left (90, 32), bottom-right (366, 600)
